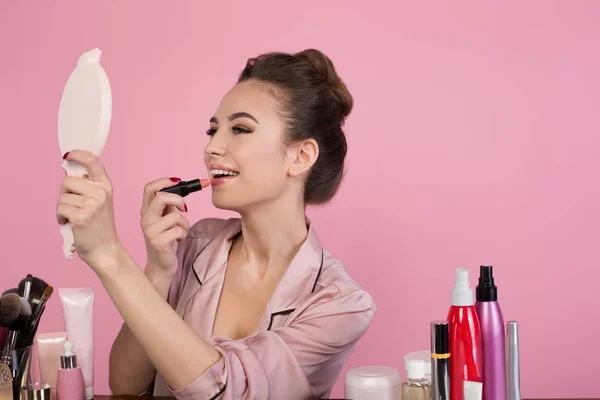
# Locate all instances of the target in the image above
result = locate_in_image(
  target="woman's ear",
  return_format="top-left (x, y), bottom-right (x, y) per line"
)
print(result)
top-left (287, 139), bottom-right (319, 177)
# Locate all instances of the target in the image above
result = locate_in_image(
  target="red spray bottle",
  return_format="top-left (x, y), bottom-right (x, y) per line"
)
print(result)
top-left (447, 268), bottom-right (483, 399)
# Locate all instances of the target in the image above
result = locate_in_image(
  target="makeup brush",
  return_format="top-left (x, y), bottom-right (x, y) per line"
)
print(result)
top-left (0, 328), bottom-right (7, 351)
top-left (0, 295), bottom-right (31, 366)
top-left (0, 289), bottom-right (18, 297)
top-left (17, 286), bottom-right (54, 349)
top-left (21, 275), bottom-right (33, 304)
top-left (0, 295), bottom-right (21, 328)
top-left (18, 276), bottom-right (48, 308)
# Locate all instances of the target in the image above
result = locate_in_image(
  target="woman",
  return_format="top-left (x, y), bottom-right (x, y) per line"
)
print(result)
top-left (56, 48), bottom-right (376, 399)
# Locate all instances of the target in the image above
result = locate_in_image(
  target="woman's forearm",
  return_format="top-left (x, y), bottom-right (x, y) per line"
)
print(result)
top-left (98, 247), bottom-right (222, 391)
top-left (109, 323), bottom-right (156, 395)
top-left (108, 269), bottom-right (172, 395)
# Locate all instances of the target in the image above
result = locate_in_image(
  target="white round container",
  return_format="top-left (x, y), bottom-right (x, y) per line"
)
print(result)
top-left (344, 366), bottom-right (402, 400)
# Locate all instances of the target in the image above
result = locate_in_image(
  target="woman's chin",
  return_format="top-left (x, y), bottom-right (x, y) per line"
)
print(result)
top-left (211, 194), bottom-right (243, 213)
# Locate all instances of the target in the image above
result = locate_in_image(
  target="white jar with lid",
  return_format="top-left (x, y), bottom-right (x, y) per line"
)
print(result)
top-left (344, 366), bottom-right (402, 399)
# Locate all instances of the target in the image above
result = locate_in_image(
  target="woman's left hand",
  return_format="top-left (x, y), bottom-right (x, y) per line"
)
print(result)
top-left (56, 150), bottom-right (122, 270)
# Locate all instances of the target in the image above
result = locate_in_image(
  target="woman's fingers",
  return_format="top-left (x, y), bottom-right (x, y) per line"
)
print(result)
top-left (163, 204), bottom-right (178, 217)
top-left (162, 226), bottom-right (189, 247)
top-left (147, 225), bottom-right (188, 252)
top-left (141, 178), bottom-right (182, 217)
top-left (58, 193), bottom-right (85, 208)
top-left (144, 211), bottom-right (190, 240)
top-left (60, 176), bottom-right (98, 196)
top-left (145, 191), bottom-right (186, 221)
top-left (63, 150), bottom-right (109, 184)
top-left (56, 203), bottom-right (79, 225)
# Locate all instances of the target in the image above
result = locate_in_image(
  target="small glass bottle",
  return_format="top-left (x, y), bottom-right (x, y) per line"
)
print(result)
top-left (403, 359), bottom-right (432, 400)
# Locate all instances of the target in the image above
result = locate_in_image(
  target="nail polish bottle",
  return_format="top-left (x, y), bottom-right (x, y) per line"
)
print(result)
top-left (56, 341), bottom-right (84, 400)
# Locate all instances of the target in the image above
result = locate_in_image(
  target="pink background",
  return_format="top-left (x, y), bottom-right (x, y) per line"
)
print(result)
top-left (1, 1), bottom-right (599, 398)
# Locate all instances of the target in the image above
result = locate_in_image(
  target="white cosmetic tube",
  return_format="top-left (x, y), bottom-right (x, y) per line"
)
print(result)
top-left (58, 288), bottom-right (95, 400)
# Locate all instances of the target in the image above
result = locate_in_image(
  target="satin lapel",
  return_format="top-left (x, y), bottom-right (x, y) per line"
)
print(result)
top-left (175, 238), bottom-right (216, 317)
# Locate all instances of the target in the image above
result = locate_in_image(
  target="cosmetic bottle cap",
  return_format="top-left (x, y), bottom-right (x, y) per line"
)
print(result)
top-left (476, 265), bottom-right (498, 302)
top-left (430, 320), bottom-right (449, 355)
top-left (451, 268), bottom-right (474, 306)
top-left (407, 359), bottom-right (425, 380)
top-left (60, 340), bottom-right (77, 369)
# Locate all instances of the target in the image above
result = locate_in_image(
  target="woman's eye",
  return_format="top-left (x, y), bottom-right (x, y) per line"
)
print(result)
top-left (232, 126), bottom-right (252, 134)
top-left (206, 128), bottom-right (217, 136)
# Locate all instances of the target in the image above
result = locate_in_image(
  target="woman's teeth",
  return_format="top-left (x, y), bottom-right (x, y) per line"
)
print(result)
top-left (210, 169), bottom-right (239, 178)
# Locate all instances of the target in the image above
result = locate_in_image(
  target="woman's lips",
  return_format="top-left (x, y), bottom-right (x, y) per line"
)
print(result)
top-left (210, 174), bottom-right (238, 186)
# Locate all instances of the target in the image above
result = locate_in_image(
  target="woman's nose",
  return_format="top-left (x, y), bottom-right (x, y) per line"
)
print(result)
top-left (205, 133), bottom-right (226, 156)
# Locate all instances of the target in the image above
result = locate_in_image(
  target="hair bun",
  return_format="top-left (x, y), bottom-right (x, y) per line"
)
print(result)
top-left (295, 49), bottom-right (353, 120)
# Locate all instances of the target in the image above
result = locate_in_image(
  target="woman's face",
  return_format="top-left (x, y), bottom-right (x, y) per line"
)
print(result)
top-left (204, 80), bottom-right (298, 212)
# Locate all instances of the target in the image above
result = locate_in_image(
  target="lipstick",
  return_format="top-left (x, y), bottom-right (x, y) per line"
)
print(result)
top-left (159, 179), bottom-right (209, 197)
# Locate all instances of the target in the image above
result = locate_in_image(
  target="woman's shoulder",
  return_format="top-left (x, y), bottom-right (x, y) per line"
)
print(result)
top-left (279, 249), bottom-right (376, 349)
top-left (285, 244), bottom-right (376, 323)
top-left (318, 250), bottom-right (372, 297)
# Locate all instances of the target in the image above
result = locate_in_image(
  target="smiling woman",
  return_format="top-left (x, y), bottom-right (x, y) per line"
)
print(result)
top-left (56, 48), bottom-right (375, 400)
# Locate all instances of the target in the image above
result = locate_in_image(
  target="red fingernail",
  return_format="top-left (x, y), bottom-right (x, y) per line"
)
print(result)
top-left (63, 152), bottom-right (70, 160)
top-left (170, 177), bottom-right (181, 182)
top-left (184, 204), bottom-right (188, 212)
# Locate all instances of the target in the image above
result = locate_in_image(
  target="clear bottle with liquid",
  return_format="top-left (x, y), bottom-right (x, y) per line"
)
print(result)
top-left (402, 359), bottom-right (431, 400)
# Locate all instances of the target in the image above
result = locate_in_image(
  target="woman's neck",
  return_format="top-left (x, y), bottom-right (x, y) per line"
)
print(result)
top-left (237, 199), bottom-right (308, 278)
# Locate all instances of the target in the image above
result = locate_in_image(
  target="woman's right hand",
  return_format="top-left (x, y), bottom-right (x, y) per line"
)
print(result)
top-left (140, 178), bottom-right (190, 279)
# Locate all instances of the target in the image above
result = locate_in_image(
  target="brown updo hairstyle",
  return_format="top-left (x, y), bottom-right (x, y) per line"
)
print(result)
top-left (237, 49), bottom-right (353, 205)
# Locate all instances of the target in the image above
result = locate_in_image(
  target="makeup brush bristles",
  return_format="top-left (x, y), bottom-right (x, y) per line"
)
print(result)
top-left (18, 276), bottom-right (49, 307)
top-left (0, 296), bottom-right (31, 364)
top-left (41, 286), bottom-right (53, 303)
top-left (0, 294), bottom-right (22, 328)
top-left (1, 289), bottom-right (18, 297)
top-left (1, 276), bottom-right (52, 350)
top-left (9, 299), bottom-right (31, 332)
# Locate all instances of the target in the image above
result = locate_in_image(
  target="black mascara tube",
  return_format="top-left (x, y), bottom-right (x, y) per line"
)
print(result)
top-left (431, 320), bottom-right (451, 400)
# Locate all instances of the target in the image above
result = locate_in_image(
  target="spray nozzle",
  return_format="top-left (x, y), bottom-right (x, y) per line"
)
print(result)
top-left (476, 265), bottom-right (498, 302)
top-left (454, 268), bottom-right (470, 289)
top-left (480, 265), bottom-right (494, 281)
top-left (451, 268), bottom-right (474, 306)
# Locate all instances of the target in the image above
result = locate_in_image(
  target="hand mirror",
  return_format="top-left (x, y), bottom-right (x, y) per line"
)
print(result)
top-left (58, 48), bottom-right (112, 259)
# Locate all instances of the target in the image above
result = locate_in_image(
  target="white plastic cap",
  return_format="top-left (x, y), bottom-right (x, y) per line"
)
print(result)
top-left (62, 340), bottom-right (74, 356)
top-left (451, 268), bottom-right (474, 306)
top-left (407, 359), bottom-right (425, 380)
top-left (404, 350), bottom-right (431, 375)
top-left (85, 386), bottom-right (94, 400)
